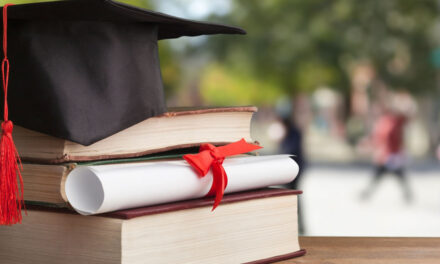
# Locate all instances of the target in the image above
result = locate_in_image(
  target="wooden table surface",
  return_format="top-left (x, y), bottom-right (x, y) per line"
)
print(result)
top-left (277, 237), bottom-right (440, 264)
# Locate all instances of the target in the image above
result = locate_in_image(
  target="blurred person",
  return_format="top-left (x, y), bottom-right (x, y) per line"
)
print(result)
top-left (360, 108), bottom-right (412, 202)
top-left (276, 97), bottom-right (307, 234)
top-left (280, 117), bottom-right (305, 190)
top-left (280, 116), bottom-right (307, 234)
top-left (436, 143), bottom-right (440, 161)
top-left (275, 97), bottom-right (306, 190)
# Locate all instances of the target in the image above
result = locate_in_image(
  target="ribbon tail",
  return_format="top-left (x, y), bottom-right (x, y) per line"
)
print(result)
top-left (211, 162), bottom-right (227, 211)
top-left (215, 138), bottom-right (262, 157)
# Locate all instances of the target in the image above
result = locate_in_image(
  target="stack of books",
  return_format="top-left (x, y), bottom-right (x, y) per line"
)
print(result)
top-left (0, 1), bottom-right (304, 263)
top-left (0, 106), bottom-right (305, 263)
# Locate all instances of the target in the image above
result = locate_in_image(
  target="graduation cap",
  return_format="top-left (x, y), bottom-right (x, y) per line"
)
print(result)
top-left (0, 1), bottom-right (245, 225)
top-left (1, 0), bottom-right (245, 145)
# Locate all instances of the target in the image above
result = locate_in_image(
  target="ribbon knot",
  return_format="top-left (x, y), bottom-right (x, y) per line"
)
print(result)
top-left (183, 139), bottom-right (262, 210)
top-left (208, 146), bottom-right (223, 160)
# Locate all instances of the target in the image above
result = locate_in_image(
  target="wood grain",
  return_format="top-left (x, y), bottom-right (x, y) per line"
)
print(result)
top-left (277, 237), bottom-right (440, 264)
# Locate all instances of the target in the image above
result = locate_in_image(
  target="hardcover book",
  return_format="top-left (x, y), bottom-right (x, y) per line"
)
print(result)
top-left (13, 106), bottom-right (256, 163)
top-left (0, 189), bottom-right (305, 264)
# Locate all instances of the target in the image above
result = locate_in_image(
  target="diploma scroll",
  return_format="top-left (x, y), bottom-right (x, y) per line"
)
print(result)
top-left (65, 155), bottom-right (299, 215)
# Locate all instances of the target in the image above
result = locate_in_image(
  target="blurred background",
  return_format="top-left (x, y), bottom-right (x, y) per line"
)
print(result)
top-left (12, 0), bottom-right (440, 236)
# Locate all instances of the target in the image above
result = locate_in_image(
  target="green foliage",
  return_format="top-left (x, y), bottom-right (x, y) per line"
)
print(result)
top-left (205, 0), bottom-right (439, 97)
top-left (158, 42), bottom-right (182, 97)
top-left (200, 64), bottom-right (282, 105)
top-left (1, 0), bottom-right (56, 4)
top-left (115, 0), bottom-right (151, 8)
top-left (1, 0), bottom-right (150, 6)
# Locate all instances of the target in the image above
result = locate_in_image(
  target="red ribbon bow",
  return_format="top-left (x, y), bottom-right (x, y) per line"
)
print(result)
top-left (183, 139), bottom-right (262, 210)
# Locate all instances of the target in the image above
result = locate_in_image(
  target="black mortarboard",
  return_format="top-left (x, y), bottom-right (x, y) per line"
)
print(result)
top-left (0, 0), bottom-right (245, 145)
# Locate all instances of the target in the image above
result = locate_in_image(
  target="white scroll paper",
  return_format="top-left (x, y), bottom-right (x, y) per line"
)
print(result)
top-left (65, 155), bottom-right (299, 215)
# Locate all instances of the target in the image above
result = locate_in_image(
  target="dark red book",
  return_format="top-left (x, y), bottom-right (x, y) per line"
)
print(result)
top-left (2, 188), bottom-right (305, 264)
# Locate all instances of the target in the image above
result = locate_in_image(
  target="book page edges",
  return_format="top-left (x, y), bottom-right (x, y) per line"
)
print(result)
top-left (25, 189), bottom-right (302, 219)
top-left (22, 163), bottom-right (76, 204)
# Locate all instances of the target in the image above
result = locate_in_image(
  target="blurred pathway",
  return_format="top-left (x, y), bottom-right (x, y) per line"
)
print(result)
top-left (301, 162), bottom-right (440, 236)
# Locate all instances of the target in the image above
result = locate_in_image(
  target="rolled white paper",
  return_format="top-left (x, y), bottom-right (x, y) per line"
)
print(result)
top-left (65, 155), bottom-right (299, 215)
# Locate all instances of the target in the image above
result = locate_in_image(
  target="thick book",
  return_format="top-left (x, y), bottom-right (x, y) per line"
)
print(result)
top-left (13, 106), bottom-right (256, 163)
top-left (0, 189), bottom-right (305, 264)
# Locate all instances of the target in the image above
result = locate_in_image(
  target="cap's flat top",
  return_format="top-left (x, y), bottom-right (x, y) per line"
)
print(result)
top-left (2, 0), bottom-right (246, 39)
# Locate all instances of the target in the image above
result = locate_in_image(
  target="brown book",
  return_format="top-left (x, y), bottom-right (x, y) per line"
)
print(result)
top-left (22, 155), bottom-right (187, 206)
top-left (22, 162), bottom-right (72, 206)
top-left (14, 106), bottom-right (256, 163)
top-left (1, 189), bottom-right (305, 264)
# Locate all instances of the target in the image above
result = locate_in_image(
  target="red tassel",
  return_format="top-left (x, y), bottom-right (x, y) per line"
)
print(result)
top-left (0, 3), bottom-right (23, 225)
top-left (0, 121), bottom-right (23, 225)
